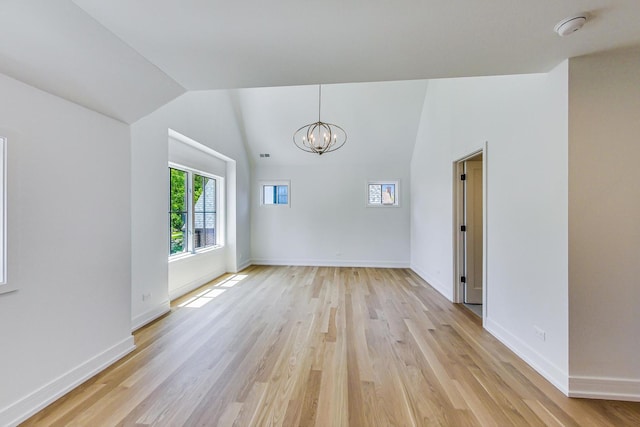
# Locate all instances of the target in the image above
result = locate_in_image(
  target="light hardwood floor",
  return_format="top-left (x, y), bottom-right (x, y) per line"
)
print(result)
top-left (23, 266), bottom-right (640, 426)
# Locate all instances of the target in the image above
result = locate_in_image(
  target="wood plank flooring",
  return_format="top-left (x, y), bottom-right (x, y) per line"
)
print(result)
top-left (22, 266), bottom-right (640, 426)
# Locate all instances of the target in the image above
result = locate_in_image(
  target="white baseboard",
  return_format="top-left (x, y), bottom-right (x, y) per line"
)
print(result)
top-left (569, 376), bottom-right (640, 402)
top-left (1, 335), bottom-right (135, 427)
top-left (485, 317), bottom-right (568, 395)
top-left (236, 259), bottom-right (252, 272)
top-left (131, 300), bottom-right (170, 332)
top-left (410, 265), bottom-right (453, 301)
top-left (251, 258), bottom-right (410, 269)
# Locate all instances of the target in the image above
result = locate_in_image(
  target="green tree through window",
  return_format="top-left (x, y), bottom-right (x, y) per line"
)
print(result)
top-left (169, 168), bottom-right (187, 254)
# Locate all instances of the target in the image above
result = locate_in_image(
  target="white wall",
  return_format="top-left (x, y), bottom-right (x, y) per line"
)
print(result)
top-left (131, 90), bottom-right (251, 330)
top-left (568, 49), bottom-right (640, 400)
top-left (252, 162), bottom-right (410, 267)
top-left (244, 80), bottom-right (426, 269)
top-left (0, 73), bottom-right (133, 426)
top-left (410, 62), bottom-right (569, 392)
top-left (168, 248), bottom-right (227, 300)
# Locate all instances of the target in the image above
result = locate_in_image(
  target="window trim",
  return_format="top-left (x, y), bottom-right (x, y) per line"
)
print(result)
top-left (366, 180), bottom-right (400, 207)
top-left (259, 180), bottom-right (291, 207)
top-left (169, 162), bottom-right (223, 258)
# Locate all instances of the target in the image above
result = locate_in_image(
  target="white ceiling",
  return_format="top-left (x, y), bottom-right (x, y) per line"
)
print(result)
top-left (0, 0), bottom-right (185, 123)
top-left (72, 0), bottom-right (640, 90)
top-left (1, 1), bottom-right (640, 125)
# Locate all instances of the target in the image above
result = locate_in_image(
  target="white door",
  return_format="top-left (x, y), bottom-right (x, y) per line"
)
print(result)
top-left (464, 160), bottom-right (483, 304)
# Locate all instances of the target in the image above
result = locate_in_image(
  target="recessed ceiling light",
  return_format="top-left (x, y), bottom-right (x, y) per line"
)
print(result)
top-left (554, 14), bottom-right (587, 37)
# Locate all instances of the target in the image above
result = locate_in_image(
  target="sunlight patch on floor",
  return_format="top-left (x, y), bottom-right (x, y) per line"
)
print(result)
top-left (178, 273), bottom-right (248, 308)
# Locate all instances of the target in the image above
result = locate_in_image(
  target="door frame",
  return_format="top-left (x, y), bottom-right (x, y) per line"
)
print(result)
top-left (452, 142), bottom-right (488, 322)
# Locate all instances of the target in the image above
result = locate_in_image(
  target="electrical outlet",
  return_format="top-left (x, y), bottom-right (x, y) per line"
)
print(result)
top-left (534, 326), bottom-right (546, 341)
top-left (142, 293), bottom-right (152, 302)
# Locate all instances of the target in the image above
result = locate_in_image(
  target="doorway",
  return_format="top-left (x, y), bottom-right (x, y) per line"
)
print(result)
top-left (454, 148), bottom-right (486, 319)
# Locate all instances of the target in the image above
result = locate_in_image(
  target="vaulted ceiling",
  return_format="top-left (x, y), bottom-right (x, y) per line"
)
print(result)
top-left (233, 80), bottom-right (429, 166)
top-left (1, 1), bottom-right (639, 125)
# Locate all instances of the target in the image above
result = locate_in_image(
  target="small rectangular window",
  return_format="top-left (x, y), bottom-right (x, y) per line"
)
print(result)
top-left (367, 180), bottom-right (399, 207)
top-left (260, 181), bottom-right (290, 206)
top-left (263, 185), bottom-right (288, 205)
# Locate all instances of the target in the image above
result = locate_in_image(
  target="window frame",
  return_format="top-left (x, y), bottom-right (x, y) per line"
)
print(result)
top-left (169, 167), bottom-right (189, 256)
top-left (259, 180), bottom-right (291, 207)
top-left (366, 180), bottom-right (400, 207)
top-left (192, 173), bottom-right (217, 250)
top-left (169, 163), bottom-right (223, 259)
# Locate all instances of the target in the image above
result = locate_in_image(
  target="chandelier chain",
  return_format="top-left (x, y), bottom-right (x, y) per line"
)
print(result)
top-left (318, 85), bottom-right (321, 123)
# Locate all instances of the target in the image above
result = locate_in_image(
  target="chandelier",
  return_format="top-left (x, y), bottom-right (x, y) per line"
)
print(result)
top-left (293, 85), bottom-right (347, 155)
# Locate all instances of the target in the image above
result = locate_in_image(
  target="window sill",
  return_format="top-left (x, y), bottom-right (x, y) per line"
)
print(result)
top-left (195, 245), bottom-right (224, 255)
top-left (169, 245), bottom-right (224, 263)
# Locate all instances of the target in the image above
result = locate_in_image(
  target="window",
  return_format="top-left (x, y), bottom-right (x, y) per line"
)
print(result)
top-left (260, 181), bottom-right (290, 206)
top-left (169, 165), bottom-right (220, 257)
top-left (367, 180), bottom-right (399, 207)
top-left (263, 185), bottom-right (288, 205)
top-left (193, 174), bottom-right (216, 249)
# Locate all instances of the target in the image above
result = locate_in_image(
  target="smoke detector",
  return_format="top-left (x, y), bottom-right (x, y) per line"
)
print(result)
top-left (554, 15), bottom-right (587, 36)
